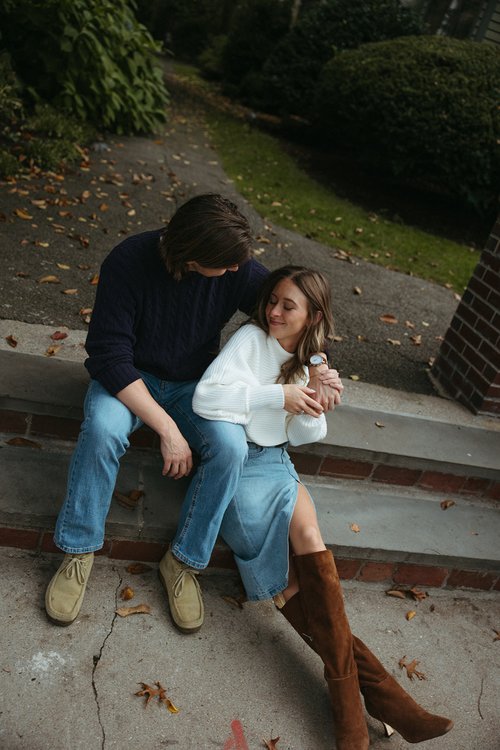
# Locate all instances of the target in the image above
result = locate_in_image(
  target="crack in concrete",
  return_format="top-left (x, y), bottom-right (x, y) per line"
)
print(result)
top-left (91, 568), bottom-right (123, 750)
top-left (477, 675), bottom-right (485, 720)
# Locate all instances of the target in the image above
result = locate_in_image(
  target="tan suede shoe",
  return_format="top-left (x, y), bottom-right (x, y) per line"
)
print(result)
top-left (45, 552), bottom-right (94, 626)
top-left (158, 549), bottom-right (204, 633)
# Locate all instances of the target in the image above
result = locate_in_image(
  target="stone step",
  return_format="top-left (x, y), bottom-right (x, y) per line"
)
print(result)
top-left (1, 348), bottom-right (500, 502)
top-left (1, 434), bottom-right (499, 593)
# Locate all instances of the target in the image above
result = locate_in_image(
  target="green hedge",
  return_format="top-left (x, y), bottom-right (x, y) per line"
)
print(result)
top-left (315, 36), bottom-right (500, 212)
top-left (0, 0), bottom-right (169, 134)
top-left (256, 0), bottom-right (423, 115)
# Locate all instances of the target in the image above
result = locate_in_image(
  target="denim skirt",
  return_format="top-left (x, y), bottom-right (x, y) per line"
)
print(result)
top-left (220, 443), bottom-right (302, 601)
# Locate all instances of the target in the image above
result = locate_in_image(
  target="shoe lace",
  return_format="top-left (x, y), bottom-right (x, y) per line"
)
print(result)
top-left (173, 567), bottom-right (199, 598)
top-left (64, 556), bottom-right (89, 585)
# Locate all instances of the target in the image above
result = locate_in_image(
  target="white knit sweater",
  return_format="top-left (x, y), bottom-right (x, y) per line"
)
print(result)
top-left (192, 324), bottom-right (327, 447)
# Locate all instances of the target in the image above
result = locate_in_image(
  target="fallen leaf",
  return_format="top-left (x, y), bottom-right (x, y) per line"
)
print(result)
top-left (34, 240), bottom-right (49, 248)
top-left (410, 335), bottom-right (422, 346)
top-left (405, 320), bottom-right (415, 329)
top-left (399, 656), bottom-right (426, 681)
top-left (50, 331), bottom-right (68, 341)
top-left (56, 263), bottom-right (71, 270)
top-left (387, 339), bottom-right (401, 346)
top-left (263, 738), bottom-right (280, 749)
top-left (375, 421), bottom-right (385, 428)
top-left (126, 562), bottom-right (152, 575)
top-left (115, 604), bottom-right (151, 617)
top-left (62, 289), bottom-right (78, 295)
top-left (89, 273), bottom-right (99, 285)
top-left (38, 275), bottom-right (60, 284)
top-left (6, 437), bottom-right (42, 449)
top-left (16, 271), bottom-right (29, 277)
top-left (45, 345), bottom-right (61, 357)
top-left (492, 629), bottom-right (500, 642)
top-left (5, 334), bottom-right (18, 348)
top-left (113, 489), bottom-right (144, 509)
top-left (14, 208), bottom-right (33, 220)
top-left (440, 499), bottom-right (455, 510)
top-left (406, 610), bottom-right (417, 621)
top-left (409, 587), bottom-right (428, 602)
top-left (353, 286), bottom-right (362, 295)
top-left (120, 586), bottom-right (134, 601)
top-left (77, 263), bottom-right (91, 270)
top-left (99, 203), bottom-right (109, 212)
top-left (350, 523), bottom-right (361, 533)
top-left (221, 595), bottom-right (245, 610)
top-left (135, 681), bottom-right (179, 712)
top-left (379, 314), bottom-right (398, 324)
top-left (79, 307), bottom-right (92, 315)
top-left (349, 374), bottom-right (360, 381)
top-left (385, 589), bottom-right (406, 599)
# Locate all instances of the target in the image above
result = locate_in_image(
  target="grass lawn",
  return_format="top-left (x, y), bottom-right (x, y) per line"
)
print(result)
top-left (171, 63), bottom-right (479, 293)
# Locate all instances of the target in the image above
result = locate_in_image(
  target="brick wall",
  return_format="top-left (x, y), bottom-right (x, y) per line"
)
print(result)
top-left (431, 214), bottom-right (500, 416)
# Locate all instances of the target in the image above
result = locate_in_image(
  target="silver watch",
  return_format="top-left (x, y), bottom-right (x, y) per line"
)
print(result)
top-left (309, 354), bottom-right (328, 367)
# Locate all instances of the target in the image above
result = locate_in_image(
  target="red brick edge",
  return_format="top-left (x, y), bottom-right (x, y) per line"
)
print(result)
top-left (2, 526), bottom-right (499, 593)
top-left (2, 409), bottom-right (500, 501)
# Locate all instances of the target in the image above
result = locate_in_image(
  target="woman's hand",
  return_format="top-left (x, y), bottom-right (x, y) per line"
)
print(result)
top-left (283, 385), bottom-right (323, 417)
top-left (308, 366), bottom-right (344, 411)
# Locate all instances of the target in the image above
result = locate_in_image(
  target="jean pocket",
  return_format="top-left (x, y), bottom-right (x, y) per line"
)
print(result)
top-left (247, 442), bottom-right (266, 459)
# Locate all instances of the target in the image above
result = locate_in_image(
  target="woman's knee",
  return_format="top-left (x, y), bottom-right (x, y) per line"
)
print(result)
top-left (292, 524), bottom-right (325, 554)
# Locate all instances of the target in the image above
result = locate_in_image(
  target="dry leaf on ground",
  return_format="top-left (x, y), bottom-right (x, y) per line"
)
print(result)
top-left (45, 345), bottom-right (61, 357)
top-left (221, 595), bottom-right (246, 610)
top-left (353, 286), bottom-right (362, 295)
top-left (440, 499), bottom-right (455, 510)
top-left (379, 314), bottom-right (398, 324)
top-left (409, 586), bottom-right (428, 602)
top-left (399, 656), bottom-right (426, 680)
top-left (492, 630), bottom-right (500, 642)
top-left (350, 523), bottom-right (361, 533)
top-left (115, 604), bottom-right (151, 617)
top-left (5, 334), bottom-right (17, 348)
top-left (38, 275), bottom-right (60, 284)
top-left (120, 586), bottom-right (134, 601)
top-left (6, 437), bottom-right (42, 449)
top-left (263, 738), bottom-right (280, 749)
top-left (385, 589), bottom-right (407, 599)
top-left (126, 562), bottom-right (152, 575)
top-left (50, 331), bottom-right (68, 341)
top-left (113, 488), bottom-right (144, 509)
top-left (375, 421), bottom-right (385, 428)
top-left (406, 610), bottom-right (417, 621)
top-left (135, 681), bottom-right (179, 713)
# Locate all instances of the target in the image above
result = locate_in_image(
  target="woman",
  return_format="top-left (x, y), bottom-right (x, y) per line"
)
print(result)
top-left (193, 266), bottom-right (453, 750)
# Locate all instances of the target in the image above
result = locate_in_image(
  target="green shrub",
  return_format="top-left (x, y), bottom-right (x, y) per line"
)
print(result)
top-left (315, 36), bottom-right (500, 212)
top-left (0, 148), bottom-right (18, 177)
top-left (0, 0), bottom-right (169, 134)
top-left (220, 0), bottom-right (291, 97)
top-left (256, 0), bottom-right (423, 115)
top-left (198, 34), bottom-right (228, 80)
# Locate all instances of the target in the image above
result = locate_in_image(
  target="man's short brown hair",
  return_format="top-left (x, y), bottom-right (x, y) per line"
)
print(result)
top-left (159, 194), bottom-right (253, 280)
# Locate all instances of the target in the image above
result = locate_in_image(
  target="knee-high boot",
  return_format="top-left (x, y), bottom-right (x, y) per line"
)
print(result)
top-left (280, 592), bottom-right (453, 743)
top-left (293, 550), bottom-right (369, 750)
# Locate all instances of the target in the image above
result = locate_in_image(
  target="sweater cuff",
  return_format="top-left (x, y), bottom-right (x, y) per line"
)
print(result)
top-left (248, 384), bottom-right (284, 410)
top-left (90, 363), bottom-right (143, 396)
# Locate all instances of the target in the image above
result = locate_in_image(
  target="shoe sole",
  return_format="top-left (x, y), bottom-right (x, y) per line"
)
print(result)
top-left (158, 568), bottom-right (202, 634)
top-left (46, 612), bottom-right (76, 627)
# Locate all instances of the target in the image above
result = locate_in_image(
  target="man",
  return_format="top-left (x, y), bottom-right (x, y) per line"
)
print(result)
top-left (45, 193), bottom-right (339, 632)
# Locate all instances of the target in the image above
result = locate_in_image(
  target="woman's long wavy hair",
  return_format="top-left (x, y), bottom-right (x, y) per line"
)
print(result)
top-left (251, 266), bottom-right (335, 384)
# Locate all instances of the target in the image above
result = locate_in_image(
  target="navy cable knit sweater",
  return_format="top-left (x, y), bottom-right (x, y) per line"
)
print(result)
top-left (84, 229), bottom-right (269, 395)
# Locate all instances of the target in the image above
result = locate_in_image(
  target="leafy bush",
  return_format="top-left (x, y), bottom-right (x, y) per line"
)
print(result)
top-left (256, 0), bottom-right (423, 115)
top-left (0, 0), bottom-right (169, 134)
top-left (315, 36), bottom-right (500, 212)
top-left (220, 0), bottom-right (292, 97)
top-left (198, 34), bottom-right (229, 80)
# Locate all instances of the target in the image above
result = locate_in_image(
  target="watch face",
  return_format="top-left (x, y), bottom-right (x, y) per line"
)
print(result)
top-left (309, 354), bottom-right (325, 366)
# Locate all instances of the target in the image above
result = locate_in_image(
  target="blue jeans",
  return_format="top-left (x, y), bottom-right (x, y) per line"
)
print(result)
top-left (54, 374), bottom-right (248, 567)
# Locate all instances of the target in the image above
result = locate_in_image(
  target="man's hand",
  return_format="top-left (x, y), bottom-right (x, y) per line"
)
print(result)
top-left (283, 385), bottom-right (323, 417)
top-left (160, 424), bottom-right (193, 479)
top-left (308, 366), bottom-right (344, 412)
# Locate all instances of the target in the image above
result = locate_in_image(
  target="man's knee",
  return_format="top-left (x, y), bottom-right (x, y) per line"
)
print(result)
top-left (207, 423), bottom-right (248, 465)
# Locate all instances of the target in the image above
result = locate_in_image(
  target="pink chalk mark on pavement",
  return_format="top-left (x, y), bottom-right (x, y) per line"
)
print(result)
top-left (223, 719), bottom-right (249, 750)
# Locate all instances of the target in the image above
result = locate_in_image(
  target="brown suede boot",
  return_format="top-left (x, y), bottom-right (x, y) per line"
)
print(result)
top-left (293, 550), bottom-right (369, 750)
top-left (281, 592), bottom-right (453, 743)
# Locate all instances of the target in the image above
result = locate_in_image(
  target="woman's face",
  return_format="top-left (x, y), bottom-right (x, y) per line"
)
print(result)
top-left (266, 277), bottom-right (310, 352)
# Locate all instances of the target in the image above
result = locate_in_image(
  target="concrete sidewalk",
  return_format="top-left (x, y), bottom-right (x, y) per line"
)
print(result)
top-left (0, 548), bottom-right (499, 750)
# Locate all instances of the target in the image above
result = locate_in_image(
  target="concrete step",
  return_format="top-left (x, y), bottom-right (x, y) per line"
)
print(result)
top-left (1, 346), bottom-right (500, 503)
top-left (1, 434), bottom-right (499, 593)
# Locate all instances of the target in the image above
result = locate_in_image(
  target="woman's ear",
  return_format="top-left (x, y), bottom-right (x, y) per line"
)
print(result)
top-left (313, 311), bottom-right (323, 324)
